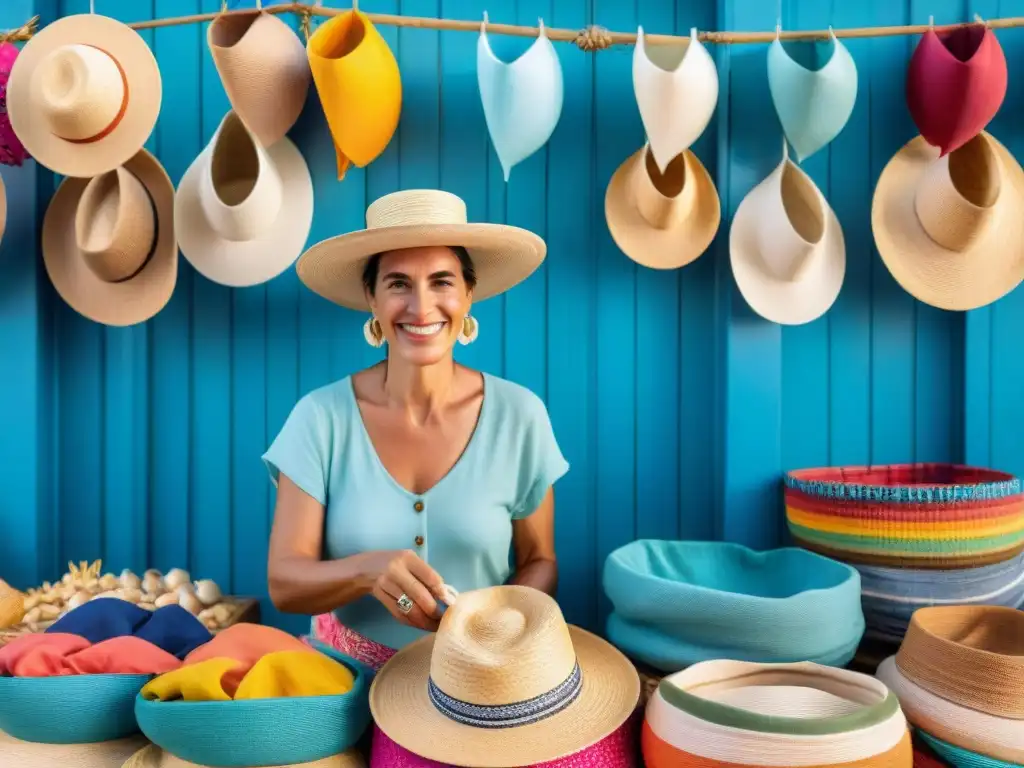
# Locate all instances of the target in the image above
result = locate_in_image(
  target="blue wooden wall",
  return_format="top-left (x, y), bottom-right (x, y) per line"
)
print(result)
top-left (2, 0), bottom-right (1023, 636)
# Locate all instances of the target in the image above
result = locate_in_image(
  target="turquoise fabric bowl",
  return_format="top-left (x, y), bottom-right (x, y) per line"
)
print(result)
top-left (0, 672), bottom-right (151, 743)
top-left (603, 540), bottom-right (865, 669)
top-left (134, 644), bottom-right (373, 767)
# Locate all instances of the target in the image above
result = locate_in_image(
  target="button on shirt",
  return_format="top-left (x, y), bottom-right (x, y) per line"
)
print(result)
top-left (262, 372), bottom-right (570, 650)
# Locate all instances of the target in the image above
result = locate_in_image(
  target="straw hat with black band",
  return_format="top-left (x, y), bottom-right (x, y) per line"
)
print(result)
top-left (6, 13), bottom-right (161, 178)
top-left (369, 585), bottom-right (640, 767)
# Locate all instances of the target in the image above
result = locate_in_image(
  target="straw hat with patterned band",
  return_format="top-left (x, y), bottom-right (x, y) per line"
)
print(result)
top-left (872, 131), bottom-right (1024, 311)
top-left (6, 13), bottom-right (161, 178)
top-left (369, 585), bottom-right (640, 767)
top-left (42, 148), bottom-right (177, 327)
top-left (0, 731), bottom-right (148, 768)
top-left (297, 189), bottom-right (547, 311)
top-left (605, 143), bottom-right (720, 269)
top-left (122, 743), bottom-right (367, 768)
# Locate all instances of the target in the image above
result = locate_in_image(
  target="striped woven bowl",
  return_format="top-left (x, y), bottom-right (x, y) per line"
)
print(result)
top-left (784, 464), bottom-right (1024, 569)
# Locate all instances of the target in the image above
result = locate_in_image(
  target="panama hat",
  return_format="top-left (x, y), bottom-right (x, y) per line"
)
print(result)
top-left (41, 148), bottom-right (177, 326)
top-left (729, 140), bottom-right (845, 325)
top-left (369, 585), bottom-right (640, 768)
top-left (175, 110), bottom-right (313, 288)
top-left (296, 189), bottom-right (546, 311)
top-left (208, 9), bottom-right (310, 148)
top-left (605, 143), bottom-right (720, 269)
top-left (122, 743), bottom-right (367, 768)
top-left (6, 13), bottom-right (160, 178)
top-left (872, 131), bottom-right (1024, 311)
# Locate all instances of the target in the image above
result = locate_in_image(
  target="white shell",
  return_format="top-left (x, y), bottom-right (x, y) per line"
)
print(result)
top-left (142, 573), bottom-right (164, 595)
top-left (179, 593), bottom-right (204, 616)
top-left (194, 579), bottom-right (222, 606)
top-left (120, 570), bottom-right (142, 591)
top-left (164, 568), bottom-right (191, 590)
top-left (154, 592), bottom-right (179, 608)
top-left (67, 590), bottom-right (91, 611)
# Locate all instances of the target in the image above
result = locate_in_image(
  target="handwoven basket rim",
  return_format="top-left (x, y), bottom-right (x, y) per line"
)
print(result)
top-left (785, 463), bottom-right (1021, 499)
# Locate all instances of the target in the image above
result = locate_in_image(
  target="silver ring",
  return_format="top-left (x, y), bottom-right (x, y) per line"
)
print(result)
top-left (397, 593), bottom-right (414, 614)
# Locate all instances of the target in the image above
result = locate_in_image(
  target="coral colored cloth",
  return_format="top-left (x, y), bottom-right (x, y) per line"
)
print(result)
top-left (311, 612), bottom-right (640, 768)
top-left (0, 632), bottom-right (181, 677)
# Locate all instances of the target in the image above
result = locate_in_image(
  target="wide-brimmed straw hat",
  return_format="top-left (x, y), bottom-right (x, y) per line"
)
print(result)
top-left (122, 743), bottom-right (367, 768)
top-left (369, 585), bottom-right (640, 767)
top-left (176, 110), bottom-right (313, 288)
top-left (296, 189), bottom-right (546, 311)
top-left (208, 9), bottom-right (310, 147)
top-left (872, 131), bottom-right (1024, 311)
top-left (6, 13), bottom-right (161, 178)
top-left (0, 731), bottom-right (148, 768)
top-left (41, 148), bottom-right (177, 326)
top-left (605, 144), bottom-right (720, 269)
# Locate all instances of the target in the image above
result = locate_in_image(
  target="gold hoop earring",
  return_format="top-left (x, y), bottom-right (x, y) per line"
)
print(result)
top-left (363, 316), bottom-right (385, 348)
top-left (458, 315), bottom-right (479, 345)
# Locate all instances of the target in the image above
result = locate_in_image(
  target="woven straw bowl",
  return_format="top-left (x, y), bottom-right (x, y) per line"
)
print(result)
top-left (0, 671), bottom-right (151, 743)
top-left (134, 645), bottom-right (372, 767)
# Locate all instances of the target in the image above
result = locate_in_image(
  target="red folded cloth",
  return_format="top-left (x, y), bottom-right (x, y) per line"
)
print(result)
top-left (0, 632), bottom-right (182, 677)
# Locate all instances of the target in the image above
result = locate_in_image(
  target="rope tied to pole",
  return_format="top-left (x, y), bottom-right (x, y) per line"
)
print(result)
top-left (574, 25), bottom-right (614, 52)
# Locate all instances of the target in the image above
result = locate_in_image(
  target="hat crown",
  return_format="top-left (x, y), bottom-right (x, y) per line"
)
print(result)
top-left (428, 586), bottom-right (580, 717)
top-left (74, 166), bottom-right (155, 283)
top-left (33, 44), bottom-right (126, 142)
top-left (366, 190), bottom-right (469, 230)
top-left (632, 146), bottom-right (696, 230)
top-left (915, 132), bottom-right (1000, 253)
top-left (756, 146), bottom-right (825, 282)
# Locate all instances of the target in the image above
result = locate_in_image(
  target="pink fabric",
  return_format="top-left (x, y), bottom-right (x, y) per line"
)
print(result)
top-left (0, 632), bottom-right (182, 677)
top-left (312, 612), bottom-right (640, 768)
top-left (0, 42), bottom-right (28, 167)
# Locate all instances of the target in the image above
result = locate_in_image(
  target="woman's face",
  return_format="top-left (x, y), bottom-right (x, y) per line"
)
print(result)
top-left (367, 245), bottom-right (473, 366)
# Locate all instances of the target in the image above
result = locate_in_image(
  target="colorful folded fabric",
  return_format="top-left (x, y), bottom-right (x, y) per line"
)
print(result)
top-left (0, 729), bottom-right (149, 768)
top-left (643, 659), bottom-right (912, 768)
top-left (0, 632), bottom-right (181, 677)
top-left (45, 599), bottom-right (212, 659)
top-left (602, 540), bottom-right (864, 671)
top-left (181, 623), bottom-right (311, 697)
top-left (123, 742), bottom-right (368, 767)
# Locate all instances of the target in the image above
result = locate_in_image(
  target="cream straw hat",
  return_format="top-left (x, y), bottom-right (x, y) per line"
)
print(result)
top-left (121, 743), bottom-right (367, 768)
top-left (6, 13), bottom-right (161, 178)
top-left (872, 131), bottom-right (1024, 311)
top-left (0, 730), bottom-right (148, 768)
top-left (296, 189), bottom-right (546, 311)
top-left (369, 585), bottom-right (640, 767)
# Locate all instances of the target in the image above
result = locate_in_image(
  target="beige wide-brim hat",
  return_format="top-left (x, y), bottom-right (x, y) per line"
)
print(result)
top-left (605, 144), bottom-right (720, 269)
top-left (121, 743), bottom-right (367, 768)
top-left (872, 131), bottom-right (1024, 311)
top-left (0, 730), bottom-right (148, 767)
top-left (296, 189), bottom-right (546, 311)
top-left (42, 148), bottom-right (178, 326)
top-left (6, 13), bottom-right (161, 178)
top-left (729, 141), bottom-right (845, 325)
top-left (370, 585), bottom-right (640, 767)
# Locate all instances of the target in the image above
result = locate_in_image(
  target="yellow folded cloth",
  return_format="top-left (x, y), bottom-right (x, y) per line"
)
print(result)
top-left (142, 658), bottom-right (241, 701)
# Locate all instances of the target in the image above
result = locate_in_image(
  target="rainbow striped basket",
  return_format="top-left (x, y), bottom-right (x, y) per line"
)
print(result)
top-left (783, 463), bottom-right (1024, 569)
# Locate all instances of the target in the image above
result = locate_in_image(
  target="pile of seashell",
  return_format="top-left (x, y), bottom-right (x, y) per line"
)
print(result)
top-left (18, 560), bottom-right (238, 632)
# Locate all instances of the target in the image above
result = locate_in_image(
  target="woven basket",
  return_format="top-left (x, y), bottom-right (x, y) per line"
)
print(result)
top-left (784, 463), bottom-right (1024, 569)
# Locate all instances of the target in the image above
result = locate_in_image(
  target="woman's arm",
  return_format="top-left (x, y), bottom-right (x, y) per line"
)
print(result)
top-left (509, 487), bottom-right (558, 596)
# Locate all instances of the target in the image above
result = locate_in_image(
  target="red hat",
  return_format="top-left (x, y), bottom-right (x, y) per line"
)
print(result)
top-left (905, 24), bottom-right (1007, 156)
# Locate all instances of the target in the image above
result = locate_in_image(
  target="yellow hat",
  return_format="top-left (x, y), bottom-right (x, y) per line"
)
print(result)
top-left (307, 11), bottom-right (401, 180)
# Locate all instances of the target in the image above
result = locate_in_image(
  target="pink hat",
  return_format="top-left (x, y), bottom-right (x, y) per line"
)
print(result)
top-left (0, 42), bottom-right (29, 166)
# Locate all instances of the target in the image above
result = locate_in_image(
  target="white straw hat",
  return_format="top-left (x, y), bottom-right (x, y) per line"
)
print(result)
top-left (6, 13), bottom-right (161, 178)
top-left (729, 140), bottom-right (845, 325)
top-left (296, 189), bottom-right (546, 311)
top-left (872, 131), bottom-right (1024, 311)
top-left (122, 743), bottom-right (367, 768)
top-left (369, 585), bottom-right (640, 767)
top-left (175, 110), bottom-right (313, 288)
top-left (0, 730), bottom-right (148, 768)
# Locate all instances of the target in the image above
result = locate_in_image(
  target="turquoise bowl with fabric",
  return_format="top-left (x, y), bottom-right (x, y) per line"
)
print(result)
top-left (603, 540), bottom-right (865, 670)
top-left (134, 644), bottom-right (373, 767)
top-left (0, 672), bottom-right (151, 743)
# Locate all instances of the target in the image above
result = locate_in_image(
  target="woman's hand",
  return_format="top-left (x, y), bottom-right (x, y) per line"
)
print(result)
top-left (369, 549), bottom-right (448, 631)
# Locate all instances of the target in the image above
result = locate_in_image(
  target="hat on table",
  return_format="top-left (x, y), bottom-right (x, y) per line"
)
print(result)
top-left (122, 743), bottom-right (367, 768)
top-left (5, 13), bottom-right (161, 177)
top-left (0, 730), bottom-right (147, 768)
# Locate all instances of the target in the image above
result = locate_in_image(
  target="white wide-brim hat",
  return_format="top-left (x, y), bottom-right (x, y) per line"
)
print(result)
top-left (6, 13), bottom-right (161, 178)
top-left (729, 141), bottom-right (845, 325)
top-left (872, 131), bottom-right (1024, 311)
top-left (0, 730), bottom-right (148, 767)
top-left (175, 110), bottom-right (314, 288)
top-left (296, 189), bottom-right (546, 311)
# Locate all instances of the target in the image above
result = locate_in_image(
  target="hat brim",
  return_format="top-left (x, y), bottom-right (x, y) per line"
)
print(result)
top-left (369, 625), bottom-right (640, 767)
top-left (42, 148), bottom-right (177, 327)
top-left (296, 223), bottom-right (546, 311)
top-left (0, 730), bottom-right (149, 768)
top-left (872, 133), bottom-right (1024, 311)
top-left (605, 147), bottom-right (721, 269)
top-left (7, 14), bottom-right (161, 178)
top-left (123, 743), bottom-right (367, 768)
top-left (729, 168), bottom-right (845, 326)
top-left (176, 134), bottom-right (314, 288)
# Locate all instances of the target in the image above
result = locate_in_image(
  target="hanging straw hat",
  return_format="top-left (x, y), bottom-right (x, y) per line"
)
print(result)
top-left (369, 585), bottom-right (640, 767)
top-left (175, 110), bottom-right (313, 288)
top-left (296, 189), bottom-right (546, 311)
top-left (122, 743), bottom-right (367, 768)
top-left (41, 148), bottom-right (177, 326)
top-left (605, 143), bottom-right (720, 269)
top-left (5, 13), bottom-right (161, 178)
top-left (0, 731), bottom-right (148, 768)
top-left (872, 131), bottom-right (1024, 311)
top-left (729, 140), bottom-right (845, 325)
top-left (208, 9), bottom-right (311, 148)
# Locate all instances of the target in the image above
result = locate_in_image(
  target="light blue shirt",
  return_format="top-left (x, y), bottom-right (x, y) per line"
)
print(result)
top-left (262, 371), bottom-right (569, 650)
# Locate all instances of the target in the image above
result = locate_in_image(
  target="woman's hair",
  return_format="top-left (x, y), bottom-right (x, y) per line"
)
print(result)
top-left (361, 245), bottom-right (478, 296)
